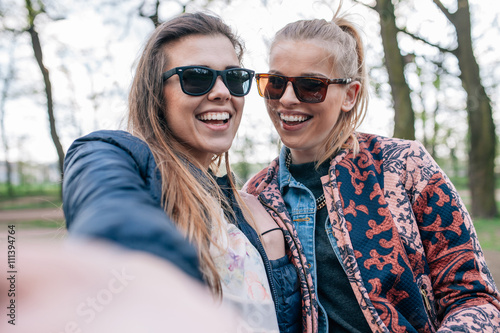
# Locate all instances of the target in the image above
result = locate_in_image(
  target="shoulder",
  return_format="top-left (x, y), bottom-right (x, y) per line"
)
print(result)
top-left (68, 130), bottom-right (150, 156)
top-left (65, 130), bottom-right (155, 171)
top-left (357, 132), bottom-right (415, 152)
top-left (354, 133), bottom-right (441, 195)
top-left (356, 132), bottom-right (431, 165)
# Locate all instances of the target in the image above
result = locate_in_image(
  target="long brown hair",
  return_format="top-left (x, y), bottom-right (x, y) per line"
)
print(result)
top-left (270, 3), bottom-right (369, 163)
top-left (127, 12), bottom-right (245, 296)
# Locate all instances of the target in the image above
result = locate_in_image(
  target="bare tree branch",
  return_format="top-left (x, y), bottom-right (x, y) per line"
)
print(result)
top-left (433, 0), bottom-right (454, 23)
top-left (139, 0), bottom-right (160, 27)
top-left (25, 0), bottom-right (65, 189)
top-left (398, 27), bottom-right (457, 55)
top-left (350, 0), bottom-right (375, 10)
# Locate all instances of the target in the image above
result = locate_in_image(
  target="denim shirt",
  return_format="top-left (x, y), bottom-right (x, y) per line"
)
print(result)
top-left (277, 147), bottom-right (340, 333)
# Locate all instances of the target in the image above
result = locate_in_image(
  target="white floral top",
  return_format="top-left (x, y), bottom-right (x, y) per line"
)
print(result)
top-left (211, 219), bottom-right (279, 332)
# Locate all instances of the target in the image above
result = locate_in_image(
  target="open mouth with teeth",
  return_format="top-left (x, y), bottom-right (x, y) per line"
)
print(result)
top-left (196, 112), bottom-right (231, 125)
top-left (280, 113), bottom-right (311, 125)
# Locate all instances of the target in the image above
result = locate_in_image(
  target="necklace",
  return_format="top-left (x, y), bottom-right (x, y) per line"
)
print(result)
top-left (316, 193), bottom-right (326, 211)
top-left (285, 151), bottom-right (326, 211)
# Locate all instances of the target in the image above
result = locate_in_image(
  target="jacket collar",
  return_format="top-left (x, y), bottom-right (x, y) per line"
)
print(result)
top-left (278, 146), bottom-right (293, 192)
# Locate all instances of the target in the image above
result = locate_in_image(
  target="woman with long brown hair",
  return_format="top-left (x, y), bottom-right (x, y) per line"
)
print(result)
top-left (63, 12), bottom-right (303, 332)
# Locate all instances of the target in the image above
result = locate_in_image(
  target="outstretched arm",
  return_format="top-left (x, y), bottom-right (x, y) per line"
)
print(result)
top-left (63, 131), bottom-right (203, 282)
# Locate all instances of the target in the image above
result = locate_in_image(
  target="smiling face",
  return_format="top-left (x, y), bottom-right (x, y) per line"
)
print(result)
top-left (162, 34), bottom-right (244, 168)
top-left (266, 39), bottom-right (359, 164)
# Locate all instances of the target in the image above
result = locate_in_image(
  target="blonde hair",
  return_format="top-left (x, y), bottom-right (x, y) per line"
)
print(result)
top-left (127, 12), bottom-right (246, 296)
top-left (270, 4), bottom-right (369, 164)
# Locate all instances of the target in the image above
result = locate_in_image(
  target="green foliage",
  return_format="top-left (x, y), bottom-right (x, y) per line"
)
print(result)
top-left (0, 182), bottom-right (60, 198)
top-left (473, 218), bottom-right (500, 251)
top-left (0, 182), bottom-right (61, 209)
top-left (231, 161), bottom-right (268, 186)
top-left (448, 176), bottom-right (469, 190)
top-left (0, 219), bottom-right (65, 229)
top-left (448, 176), bottom-right (500, 191)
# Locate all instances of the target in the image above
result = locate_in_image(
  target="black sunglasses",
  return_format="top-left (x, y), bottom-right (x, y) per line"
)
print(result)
top-left (162, 66), bottom-right (255, 97)
top-left (255, 73), bottom-right (352, 103)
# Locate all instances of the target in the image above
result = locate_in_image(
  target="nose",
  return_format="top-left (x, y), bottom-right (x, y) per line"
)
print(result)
top-left (279, 82), bottom-right (299, 105)
top-left (208, 76), bottom-right (231, 101)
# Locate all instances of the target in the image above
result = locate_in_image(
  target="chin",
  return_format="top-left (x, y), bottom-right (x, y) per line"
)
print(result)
top-left (208, 138), bottom-right (234, 152)
top-left (206, 145), bottom-right (231, 156)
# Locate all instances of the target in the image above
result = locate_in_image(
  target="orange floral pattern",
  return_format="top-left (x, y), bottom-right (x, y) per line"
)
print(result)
top-left (245, 133), bottom-right (500, 333)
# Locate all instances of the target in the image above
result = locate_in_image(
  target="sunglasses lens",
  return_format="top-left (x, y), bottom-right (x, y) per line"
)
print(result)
top-left (226, 69), bottom-right (252, 96)
top-left (294, 78), bottom-right (327, 103)
top-left (182, 68), bottom-right (214, 95)
top-left (257, 75), bottom-right (286, 99)
top-left (256, 74), bottom-right (329, 103)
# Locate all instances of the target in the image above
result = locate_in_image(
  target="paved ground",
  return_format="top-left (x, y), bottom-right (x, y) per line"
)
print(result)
top-left (1, 207), bottom-right (500, 285)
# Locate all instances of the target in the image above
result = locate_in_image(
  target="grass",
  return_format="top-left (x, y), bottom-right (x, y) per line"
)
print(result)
top-left (0, 182), bottom-right (61, 198)
top-left (0, 219), bottom-right (65, 229)
top-left (0, 183), bottom-right (62, 210)
top-left (473, 218), bottom-right (500, 251)
top-left (0, 197), bottom-right (62, 210)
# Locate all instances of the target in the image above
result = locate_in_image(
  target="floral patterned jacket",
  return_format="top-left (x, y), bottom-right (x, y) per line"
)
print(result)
top-left (244, 133), bottom-right (500, 333)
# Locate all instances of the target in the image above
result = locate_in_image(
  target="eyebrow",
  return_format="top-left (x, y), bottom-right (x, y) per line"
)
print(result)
top-left (189, 64), bottom-right (242, 70)
top-left (268, 70), bottom-right (329, 78)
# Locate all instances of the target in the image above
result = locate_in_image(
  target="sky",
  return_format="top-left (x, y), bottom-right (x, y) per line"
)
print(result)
top-left (0, 0), bottom-right (499, 165)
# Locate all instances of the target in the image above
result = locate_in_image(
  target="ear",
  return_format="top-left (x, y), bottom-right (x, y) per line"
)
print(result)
top-left (341, 81), bottom-right (361, 112)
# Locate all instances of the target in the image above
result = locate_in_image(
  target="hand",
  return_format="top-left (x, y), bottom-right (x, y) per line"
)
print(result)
top-left (2, 240), bottom-right (238, 333)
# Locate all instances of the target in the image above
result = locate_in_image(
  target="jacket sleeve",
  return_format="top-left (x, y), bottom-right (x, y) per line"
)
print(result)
top-left (63, 131), bottom-right (203, 282)
top-left (408, 141), bottom-right (500, 331)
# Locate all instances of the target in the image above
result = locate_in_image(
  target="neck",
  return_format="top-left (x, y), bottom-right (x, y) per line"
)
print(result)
top-left (288, 149), bottom-right (320, 165)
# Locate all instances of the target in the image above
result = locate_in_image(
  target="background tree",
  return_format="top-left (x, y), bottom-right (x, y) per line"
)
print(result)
top-left (0, 0), bottom-right (497, 214)
top-left (25, 0), bottom-right (65, 194)
top-left (400, 0), bottom-right (497, 217)
top-left (372, 0), bottom-right (415, 140)
top-left (354, 0), bottom-right (497, 217)
top-left (0, 37), bottom-right (16, 197)
top-left (435, 0), bottom-right (497, 217)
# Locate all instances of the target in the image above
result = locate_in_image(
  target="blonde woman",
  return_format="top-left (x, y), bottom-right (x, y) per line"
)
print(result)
top-left (244, 5), bottom-right (500, 333)
top-left (63, 12), bottom-right (302, 332)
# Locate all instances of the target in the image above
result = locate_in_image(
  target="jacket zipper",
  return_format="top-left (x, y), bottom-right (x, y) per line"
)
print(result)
top-left (258, 196), bottom-right (316, 315)
top-left (254, 223), bottom-right (279, 312)
top-left (419, 285), bottom-right (436, 330)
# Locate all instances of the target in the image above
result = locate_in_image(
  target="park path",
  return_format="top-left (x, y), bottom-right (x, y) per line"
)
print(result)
top-left (0, 207), bottom-right (64, 222)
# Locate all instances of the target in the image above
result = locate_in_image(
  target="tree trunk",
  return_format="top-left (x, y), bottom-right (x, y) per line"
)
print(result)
top-left (374, 0), bottom-right (415, 140)
top-left (0, 94), bottom-right (14, 198)
top-left (435, 0), bottom-right (497, 217)
top-left (0, 41), bottom-right (16, 197)
top-left (26, 23), bottom-right (65, 191)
